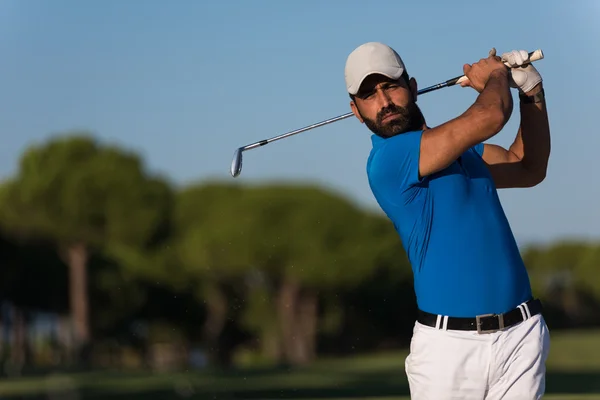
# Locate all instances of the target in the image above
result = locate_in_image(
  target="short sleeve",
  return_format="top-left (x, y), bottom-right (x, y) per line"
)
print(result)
top-left (369, 130), bottom-right (424, 190)
top-left (472, 142), bottom-right (485, 157)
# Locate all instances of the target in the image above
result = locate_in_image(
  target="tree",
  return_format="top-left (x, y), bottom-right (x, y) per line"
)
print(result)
top-left (0, 133), bottom-right (173, 363)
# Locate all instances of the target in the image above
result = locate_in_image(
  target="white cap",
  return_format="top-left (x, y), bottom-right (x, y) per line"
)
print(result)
top-left (344, 42), bottom-right (406, 95)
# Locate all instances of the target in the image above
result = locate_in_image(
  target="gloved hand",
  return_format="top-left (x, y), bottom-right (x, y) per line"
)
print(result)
top-left (501, 49), bottom-right (542, 93)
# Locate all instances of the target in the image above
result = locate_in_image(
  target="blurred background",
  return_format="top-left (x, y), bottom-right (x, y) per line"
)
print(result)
top-left (1, 1), bottom-right (599, 399)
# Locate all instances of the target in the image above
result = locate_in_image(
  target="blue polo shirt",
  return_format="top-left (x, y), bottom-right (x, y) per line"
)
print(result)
top-left (366, 130), bottom-right (533, 317)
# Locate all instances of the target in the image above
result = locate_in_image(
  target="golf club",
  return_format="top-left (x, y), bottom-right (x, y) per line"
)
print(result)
top-left (230, 49), bottom-right (544, 178)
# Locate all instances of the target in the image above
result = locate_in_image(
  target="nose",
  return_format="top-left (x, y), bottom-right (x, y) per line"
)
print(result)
top-left (371, 94), bottom-right (394, 119)
top-left (373, 87), bottom-right (393, 109)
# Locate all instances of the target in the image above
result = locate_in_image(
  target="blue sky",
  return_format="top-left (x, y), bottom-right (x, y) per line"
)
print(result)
top-left (0, 0), bottom-right (598, 245)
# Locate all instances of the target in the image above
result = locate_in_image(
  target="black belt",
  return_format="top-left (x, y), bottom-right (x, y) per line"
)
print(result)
top-left (417, 298), bottom-right (543, 334)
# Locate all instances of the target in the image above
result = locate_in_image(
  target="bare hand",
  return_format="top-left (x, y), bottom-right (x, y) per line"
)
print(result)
top-left (460, 48), bottom-right (508, 93)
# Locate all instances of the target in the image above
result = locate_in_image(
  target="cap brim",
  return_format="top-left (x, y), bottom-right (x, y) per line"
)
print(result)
top-left (348, 66), bottom-right (404, 95)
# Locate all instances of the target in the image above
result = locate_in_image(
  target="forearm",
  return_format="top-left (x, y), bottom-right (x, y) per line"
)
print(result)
top-left (509, 85), bottom-right (551, 176)
top-left (465, 70), bottom-right (513, 143)
top-left (479, 70), bottom-right (514, 119)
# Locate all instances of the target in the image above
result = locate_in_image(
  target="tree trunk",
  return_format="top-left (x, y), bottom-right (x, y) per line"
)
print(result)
top-left (10, 305), bottom-right (26, 374)
top-left (278, 277), bottom-right (299, 365)
top-left (297, 290), bottom-right (318, 363)
top-left (65, 242), bottom-right (90, 361)
top-left (0, 321), bottom-right (3, 361)
top-left (277, 278), bottom-right (318, 366)
top-left (202, 284), bottom-right (229, 366)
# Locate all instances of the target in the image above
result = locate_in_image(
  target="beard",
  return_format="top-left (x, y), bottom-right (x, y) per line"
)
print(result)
top-left (360, 100), bottom-right (426, 138)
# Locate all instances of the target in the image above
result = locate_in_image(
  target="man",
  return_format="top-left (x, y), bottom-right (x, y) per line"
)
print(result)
top-left (344, 42), bottom-right (551, 399)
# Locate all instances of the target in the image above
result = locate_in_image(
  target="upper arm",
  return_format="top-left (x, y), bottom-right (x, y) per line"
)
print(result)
top-left (480, 143), bottom-right (544, 188)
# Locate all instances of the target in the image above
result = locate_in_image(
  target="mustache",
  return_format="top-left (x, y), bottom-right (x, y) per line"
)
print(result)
top-left (376, 104), bottom-right (407, 124)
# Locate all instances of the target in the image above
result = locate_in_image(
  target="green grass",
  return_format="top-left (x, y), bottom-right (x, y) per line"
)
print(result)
top-left (0, 329), bottom-right (599, 400)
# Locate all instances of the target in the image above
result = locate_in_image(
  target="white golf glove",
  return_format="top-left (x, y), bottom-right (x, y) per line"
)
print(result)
top-left (501, 50), bottom-right (542, 93)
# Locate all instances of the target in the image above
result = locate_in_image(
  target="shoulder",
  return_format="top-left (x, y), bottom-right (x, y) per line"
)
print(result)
top-left (367, 130), bottom-right (424, 175)
top-left (366, 130), bottom-right (427, 202)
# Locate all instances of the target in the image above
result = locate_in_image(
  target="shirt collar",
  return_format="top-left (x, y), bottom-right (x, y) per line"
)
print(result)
top-left (371, 134), bottom-right (386, 147)
top-left (371, 130), bottom-right (424, 147)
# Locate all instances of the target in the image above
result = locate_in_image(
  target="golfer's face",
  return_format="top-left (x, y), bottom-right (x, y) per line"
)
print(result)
top-left (352, 74), bottom-right (424, 138)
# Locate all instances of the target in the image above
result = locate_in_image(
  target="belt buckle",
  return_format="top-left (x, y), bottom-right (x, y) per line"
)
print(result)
top-left (476, 313), bottom-right (504, 334)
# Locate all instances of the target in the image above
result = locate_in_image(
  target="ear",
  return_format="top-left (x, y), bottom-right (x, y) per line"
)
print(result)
top-left (350, 100), bottom-right (364, 123)
top-left (409, 77), bottom-right (418, 101)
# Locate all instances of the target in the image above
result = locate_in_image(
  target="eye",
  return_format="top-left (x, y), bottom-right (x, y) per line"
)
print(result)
top-left (358, 90), bottom-right (376, 100)
top-left (364, 91), bottom-right (376, 99)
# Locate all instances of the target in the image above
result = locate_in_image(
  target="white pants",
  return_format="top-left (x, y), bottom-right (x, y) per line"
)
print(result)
top-left (405, 313), bottom-right (550, 400)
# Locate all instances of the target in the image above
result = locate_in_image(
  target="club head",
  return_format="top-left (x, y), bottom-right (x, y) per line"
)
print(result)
top-left (230, 148), bottom-right (243, 177)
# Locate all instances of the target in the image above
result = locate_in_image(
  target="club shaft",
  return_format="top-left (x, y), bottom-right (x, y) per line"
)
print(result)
top-left (417, 77), bottom-right (460, 95)
top-left (242, 113), bottom-right (354, 151)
